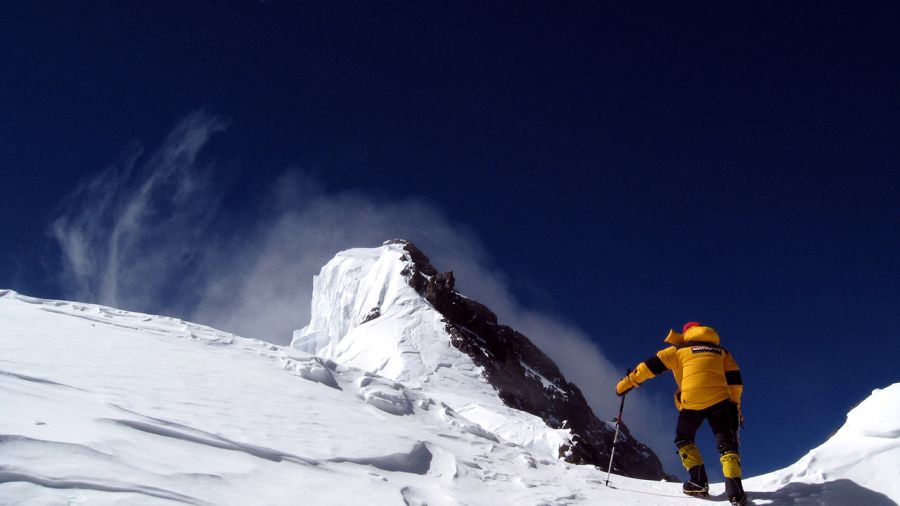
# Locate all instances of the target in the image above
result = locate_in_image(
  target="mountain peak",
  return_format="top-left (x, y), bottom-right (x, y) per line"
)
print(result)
top-left (290, 241), bottom-right (435, 380)
top-left (291, 240), bottom-right (669, 480)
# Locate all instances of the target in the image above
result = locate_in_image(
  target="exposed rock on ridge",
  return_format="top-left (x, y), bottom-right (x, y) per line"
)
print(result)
top-left (389, 239), bottom-right (670, 480)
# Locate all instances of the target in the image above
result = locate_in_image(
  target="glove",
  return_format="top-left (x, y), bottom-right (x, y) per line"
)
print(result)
top-left (616, 374), bottom-right (638, 396)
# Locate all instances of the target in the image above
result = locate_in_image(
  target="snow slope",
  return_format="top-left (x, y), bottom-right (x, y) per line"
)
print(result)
top-left (0, 289), bottom-right (670, 505)
top-left (1, 280), bottom-right (897, 504)
top-left (745, 383), bottom-right (900, 503)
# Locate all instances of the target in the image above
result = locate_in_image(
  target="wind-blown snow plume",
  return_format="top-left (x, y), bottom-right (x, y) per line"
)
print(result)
top-left (47, 111), bottom-right (678, 473)
top-left (49, 111), bottom-right (229, 310)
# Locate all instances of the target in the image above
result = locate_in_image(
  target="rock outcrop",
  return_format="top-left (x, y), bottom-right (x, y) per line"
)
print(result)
top-left (391, 239), bottom-right (671, 480)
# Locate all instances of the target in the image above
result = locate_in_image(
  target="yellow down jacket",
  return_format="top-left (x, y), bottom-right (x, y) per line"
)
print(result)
top-left (620, 325), bottom-right (743, 411)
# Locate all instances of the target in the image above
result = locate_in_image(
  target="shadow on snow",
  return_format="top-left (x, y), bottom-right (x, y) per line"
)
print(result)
top-left (750, 479), bottom-right (895, 506)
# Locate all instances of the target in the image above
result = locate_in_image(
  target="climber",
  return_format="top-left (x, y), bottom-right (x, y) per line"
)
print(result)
top-left (615, 322), bottom-right (747, 506)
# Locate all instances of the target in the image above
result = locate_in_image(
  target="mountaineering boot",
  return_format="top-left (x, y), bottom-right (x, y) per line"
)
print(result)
top-left (720, 451), bottom-right (747, 505)
top-left (682, 464), bottom-right (709, 497)
top-left (725, 478), bottom-right (747, 506)
top-left (725, 480), bottom-right (747, 506)
top-left (678, 443), bottom-right (709, 497)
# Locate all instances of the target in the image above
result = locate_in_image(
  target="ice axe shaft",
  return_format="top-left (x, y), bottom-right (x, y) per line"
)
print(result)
top-left (605, 370), bottom-right (629, 487)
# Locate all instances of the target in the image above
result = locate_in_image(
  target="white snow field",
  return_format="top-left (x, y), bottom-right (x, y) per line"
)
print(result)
top-left (743, 382), bottom-right (900, 503)
top-left (1, 246), bottom-right (897, 505)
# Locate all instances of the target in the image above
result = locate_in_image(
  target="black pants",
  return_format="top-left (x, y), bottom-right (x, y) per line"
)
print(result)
top-left (675, 399), bottom-right (740, 455)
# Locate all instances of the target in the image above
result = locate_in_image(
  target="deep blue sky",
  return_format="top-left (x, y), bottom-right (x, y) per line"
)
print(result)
top-left (2, 1), bottom-right (898, 478)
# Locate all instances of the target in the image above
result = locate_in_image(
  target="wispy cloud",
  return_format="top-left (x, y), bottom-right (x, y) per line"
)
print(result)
top-left (48, 111), bottom-right (679, 474)
top-left (50, 111), bottom-right (229, 310)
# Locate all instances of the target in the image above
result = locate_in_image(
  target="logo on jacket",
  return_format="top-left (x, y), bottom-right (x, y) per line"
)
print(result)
top-left (691, 346), bottom-right (722, 355)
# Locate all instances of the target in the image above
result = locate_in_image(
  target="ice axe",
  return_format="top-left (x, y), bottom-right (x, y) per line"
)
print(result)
top-left (605, 369), bottom-right (629, 487)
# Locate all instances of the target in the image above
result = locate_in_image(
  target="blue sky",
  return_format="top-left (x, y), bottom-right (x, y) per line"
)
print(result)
top-left (2, 2), bottom-right (898, 478)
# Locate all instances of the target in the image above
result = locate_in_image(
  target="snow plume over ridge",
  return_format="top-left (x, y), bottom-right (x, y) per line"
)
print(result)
top-left (48, 111), bottom-right (493, 345)
top-left (46, 110), bottom-right (678, 472)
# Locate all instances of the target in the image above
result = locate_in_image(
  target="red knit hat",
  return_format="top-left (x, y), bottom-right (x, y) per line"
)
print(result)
top-left (682, 321), bottom-right (701, 333)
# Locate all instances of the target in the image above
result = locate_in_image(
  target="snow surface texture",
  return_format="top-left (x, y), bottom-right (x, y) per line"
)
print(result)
top-left (1, 249), bottom-right (897, 505)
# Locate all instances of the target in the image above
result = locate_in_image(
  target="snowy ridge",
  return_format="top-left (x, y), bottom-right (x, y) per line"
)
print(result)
top-left (0, 289), bottom-right (272, 350)
top-left (745, 383), bottom-right (900, 502)
top-left (0, 289), bottom-right (561, 504)
top-left (1, 288), bottom-right (898, 504)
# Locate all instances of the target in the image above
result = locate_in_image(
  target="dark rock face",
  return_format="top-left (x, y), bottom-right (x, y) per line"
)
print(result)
top-left (360, 307), bottom-right (381, 324)
top-left (391, 239), bottom-right (672, 481)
